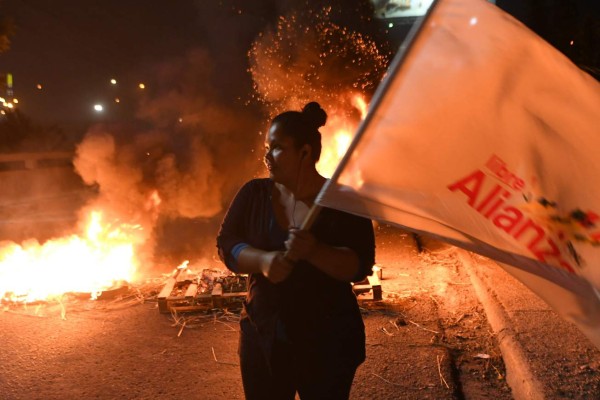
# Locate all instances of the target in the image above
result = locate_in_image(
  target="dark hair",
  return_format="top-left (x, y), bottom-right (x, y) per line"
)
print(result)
top-left (271, 102), bottom-right (327, 162)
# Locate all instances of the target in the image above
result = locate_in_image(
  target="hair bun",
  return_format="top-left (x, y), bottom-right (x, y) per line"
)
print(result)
top-left (301, 102), bottom-right (327, 129)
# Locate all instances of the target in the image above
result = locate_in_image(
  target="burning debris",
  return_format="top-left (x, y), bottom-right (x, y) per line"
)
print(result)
top-left (1, 274), bottom-right (158, 320)
top-left (0, 261), bottom-right (247, 319)
top-left (0, 210), bottom-right (141, 305)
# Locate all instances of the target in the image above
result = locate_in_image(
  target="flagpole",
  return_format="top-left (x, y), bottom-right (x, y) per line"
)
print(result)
top-left (301, 0), bottom-right (444, 231)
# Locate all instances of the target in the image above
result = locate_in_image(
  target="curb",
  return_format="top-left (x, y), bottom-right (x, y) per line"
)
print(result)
top-left (457, 250), bottom-right (545, 400)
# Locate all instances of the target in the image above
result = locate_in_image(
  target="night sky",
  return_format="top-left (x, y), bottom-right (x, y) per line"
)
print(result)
top-left (0, 0), bottom-right (598, 132)
top-left (0, 1), bottom-right (389, 129)
top-left (0, 1), bottom-right (253, 127)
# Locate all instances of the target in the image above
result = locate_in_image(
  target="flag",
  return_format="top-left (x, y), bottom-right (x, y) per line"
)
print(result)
top-left (316, 0), bottom-right (600, 347)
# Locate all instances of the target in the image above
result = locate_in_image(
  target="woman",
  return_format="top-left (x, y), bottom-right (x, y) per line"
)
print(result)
top-left (217, 102), bottom-right (375, 399)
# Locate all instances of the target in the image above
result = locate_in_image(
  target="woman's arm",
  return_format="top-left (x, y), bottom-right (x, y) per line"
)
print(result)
top-left (216, 180), bottom-right (294, 283)
top-left (285, 229), bottom-right (360, 282)
top-left (236, 247), bottom-right (293, 283)
top-left (285, 213), bottom-right (375, 282)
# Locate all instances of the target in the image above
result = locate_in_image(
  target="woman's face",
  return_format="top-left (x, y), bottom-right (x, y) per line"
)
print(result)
top-left (264, 121), bottom-right (304, 187)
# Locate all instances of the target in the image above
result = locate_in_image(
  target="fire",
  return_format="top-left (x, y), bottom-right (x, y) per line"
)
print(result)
top-left (352, 95), bottom-right (368, 119)
top-left (316, 94), bottom-right (368, 177)
top-left (0, 210), bottom-right (141, 304)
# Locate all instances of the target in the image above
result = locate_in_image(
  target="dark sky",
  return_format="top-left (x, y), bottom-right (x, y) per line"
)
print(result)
top-left (0, 1), bottom-right (244, 127)
top-left (0, 0), bottom-right (386, 130)
top-left (0, 0), bottom-right (598, 131)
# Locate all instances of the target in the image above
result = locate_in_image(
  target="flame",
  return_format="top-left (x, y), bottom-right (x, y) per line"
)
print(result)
top-left (316, 94), bottom-right (368, 177)
top-left (145, 190), bottom-right (162, 210)
top-left (352, 95), bottom-right (368, 119)
top-left (0, 210), bottom-right (144, 304)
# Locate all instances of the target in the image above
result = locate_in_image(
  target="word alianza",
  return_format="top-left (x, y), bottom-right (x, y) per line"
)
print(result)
top-left (447, 155), bottom-right (575, 273)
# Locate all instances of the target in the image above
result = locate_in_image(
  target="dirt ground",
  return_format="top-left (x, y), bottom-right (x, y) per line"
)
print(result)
top-left (0, 225), bottom-right (595, 399)
top-left (360, 225), bottom-right (512, 400)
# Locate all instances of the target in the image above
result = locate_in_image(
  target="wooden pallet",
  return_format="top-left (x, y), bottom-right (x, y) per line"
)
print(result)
top-left (353, 274), bottom-right (383, 302)
top-left (157, 268), bottom-right (247, 314)
top-left (157, 269), bottom-right (382, 314)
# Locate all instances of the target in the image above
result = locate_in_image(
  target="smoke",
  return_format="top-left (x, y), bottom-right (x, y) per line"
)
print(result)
top-left (73, 48), bottom-right (263, 267)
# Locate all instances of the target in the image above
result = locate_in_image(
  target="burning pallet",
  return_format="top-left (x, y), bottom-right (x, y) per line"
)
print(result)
top-left (157, 266), bottom-right (383, 314)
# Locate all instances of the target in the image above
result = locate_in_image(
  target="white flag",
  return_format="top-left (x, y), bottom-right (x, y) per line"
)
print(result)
top-left (316, 0), bottom-right (600, 347)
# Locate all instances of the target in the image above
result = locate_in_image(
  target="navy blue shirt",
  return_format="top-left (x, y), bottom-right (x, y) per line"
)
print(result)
top-left (216, 178), bottom-right (375, 365)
